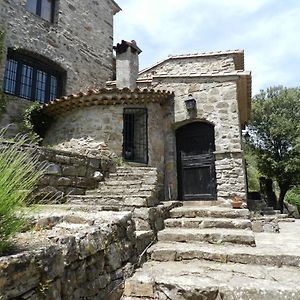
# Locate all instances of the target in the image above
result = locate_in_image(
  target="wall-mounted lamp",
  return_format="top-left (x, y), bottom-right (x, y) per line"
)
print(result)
top-left (185, 94), bottom-right (197, 111)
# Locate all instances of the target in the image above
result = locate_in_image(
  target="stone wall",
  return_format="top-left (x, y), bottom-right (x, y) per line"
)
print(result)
top-left (0, 0), bottom-right (117, 93)
top-left (0, 141), bottom-right (112, 200)
top-left (43, 103), bottom-right (167, 184)
top-left (0, 96), bottom-right (31, 138)
top-left (0, 208), bottom-right (136, 300)
top-left (139, 55), bottom-right (237, 79)
top-left (36, 147), bottom-right (107, 200)
top-left (138, 77), bottom-right (247, 202)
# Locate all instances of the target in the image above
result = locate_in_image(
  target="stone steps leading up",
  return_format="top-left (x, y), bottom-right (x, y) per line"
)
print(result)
top-left (170, 206), bottom-right (250, 219)
top-left (66, 194), bottom-right (159, 207)
top-left (165, 217), bottom-right (252, 229)
top-left (157, 227), bottom-right (255, 246)
top-left (148, 241), bottom-right (300, 268)
top-left (122, 260), bottom-right (300, 299)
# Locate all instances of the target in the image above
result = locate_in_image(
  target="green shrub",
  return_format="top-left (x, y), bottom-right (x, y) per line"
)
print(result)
top-left (0, 133), bottom-right (44, 254)
top-left (285, 187), bottom-right (300, 206)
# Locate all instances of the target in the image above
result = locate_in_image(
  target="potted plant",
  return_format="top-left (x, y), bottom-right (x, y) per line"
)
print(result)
top-left (231, 193), bottom-right (243, 209)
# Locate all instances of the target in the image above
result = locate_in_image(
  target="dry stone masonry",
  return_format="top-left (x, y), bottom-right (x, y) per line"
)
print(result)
top-left (0, 207), bottom-right (136, 300)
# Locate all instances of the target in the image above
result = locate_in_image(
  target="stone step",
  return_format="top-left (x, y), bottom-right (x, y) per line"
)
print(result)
top-left (157, 227), bottom-right (255, 246)
top-left (148, 241), bottom-right (300, 267)
top-left (263, 209), bottom-right (282, 215)
top-left (86, 189), bottom-right (154, 197)
top-left (122, 260), bottom-right (300, 299)
top-left (66, 194), bottom-right (156, 207)
top-left (109, 173), bottom-right (156, 180)
top-left (170, 206), bottom-right (250, 219)
top-left (164, 217), bottom-right (252, 229)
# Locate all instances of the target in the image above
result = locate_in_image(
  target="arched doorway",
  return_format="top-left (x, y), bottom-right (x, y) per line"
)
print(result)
top-left (176, 122), bottom-right (217, 200)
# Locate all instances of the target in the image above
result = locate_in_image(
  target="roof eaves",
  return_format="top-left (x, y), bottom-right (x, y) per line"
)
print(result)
top-left (110, 0), bottom-right (121, 15)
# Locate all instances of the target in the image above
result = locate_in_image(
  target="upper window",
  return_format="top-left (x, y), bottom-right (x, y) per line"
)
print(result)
top-left (3, 50), bottom-right (64, 103)
top-left (26, 0), bottom-right (56, 23)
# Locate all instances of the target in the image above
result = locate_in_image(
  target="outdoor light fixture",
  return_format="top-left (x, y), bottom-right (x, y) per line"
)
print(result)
top-left (185, 94), bottom-right (197, 111)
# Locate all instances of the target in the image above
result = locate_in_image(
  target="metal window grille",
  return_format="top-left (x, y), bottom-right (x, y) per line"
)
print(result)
top-left (3, 50), bottom-right (63, 103)
top-left (123, 108), bottom-right (148, 164)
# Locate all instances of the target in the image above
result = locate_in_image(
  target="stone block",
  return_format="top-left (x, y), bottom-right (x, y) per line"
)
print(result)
top-left (57, 177), bottom-right (72, 186)
top-left (45, 164), bottom-right (61, 175)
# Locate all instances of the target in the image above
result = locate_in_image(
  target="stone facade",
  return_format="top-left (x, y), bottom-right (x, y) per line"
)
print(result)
top-left (44, 102), bottom-right (168, 184)
top-left (0, 0), bottom-right (119, 92)
top-left (0, 0), bottom-right (120, 135)
top-left (137, 51), bottom-right (251, 202)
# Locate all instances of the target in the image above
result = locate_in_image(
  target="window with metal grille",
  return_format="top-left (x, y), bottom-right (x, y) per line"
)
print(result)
top-left (26, 0), bottom-right (56, 23)
top-left (3, 50), bottom-right (64, 103)
top-left (123, 108), bottom-right (148, 164)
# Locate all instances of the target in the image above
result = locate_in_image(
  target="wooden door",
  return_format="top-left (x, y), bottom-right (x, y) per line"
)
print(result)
top-left (176, 122), bottom-right (217, 200)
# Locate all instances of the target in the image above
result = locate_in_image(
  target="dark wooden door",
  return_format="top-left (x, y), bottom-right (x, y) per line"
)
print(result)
top-left (176, 122), bottom-right (217, 200)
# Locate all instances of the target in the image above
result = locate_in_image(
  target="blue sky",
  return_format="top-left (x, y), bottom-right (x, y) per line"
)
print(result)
top-left (114, 0), bottom-right (300, 95)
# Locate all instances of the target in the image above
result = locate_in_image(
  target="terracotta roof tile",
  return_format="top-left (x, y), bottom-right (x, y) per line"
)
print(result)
top-left (41, 87), bottom-right (173, 116)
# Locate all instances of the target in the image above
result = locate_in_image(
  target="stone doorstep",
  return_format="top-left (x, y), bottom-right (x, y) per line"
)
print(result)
top-left (148, 241), bottom-right (300, 268)
top-left (170, 206), bottom-right (250, 219)
top-left (164, 217), bottom-right (252, 230)
top-left (157, 228), bottom-right (256, 246)
top-left (122, 260), bottom-right (300, 299)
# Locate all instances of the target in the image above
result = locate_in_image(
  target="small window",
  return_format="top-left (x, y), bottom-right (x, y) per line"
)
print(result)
top-left (26, 0), bottom-right (56, 23)
top-left (123, 108), bottom-right (148, 164)
top-left (3, 50), bottom-right (64, 103)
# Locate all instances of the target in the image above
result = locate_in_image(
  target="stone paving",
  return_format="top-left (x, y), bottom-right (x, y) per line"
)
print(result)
top-left (122, 203), bottom-right (300, 300)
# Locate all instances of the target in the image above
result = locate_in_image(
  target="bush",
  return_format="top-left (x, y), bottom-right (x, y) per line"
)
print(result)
top-left (0, 133), bottom-right (44, 254)
top-left (285, 187), bottom-right (300, 207)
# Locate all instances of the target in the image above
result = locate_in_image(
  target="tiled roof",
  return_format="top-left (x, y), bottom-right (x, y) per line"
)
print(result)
top-left (41, 88), bottom-right (173, 116)
top-left (139, 50), bottom-right (245, 76)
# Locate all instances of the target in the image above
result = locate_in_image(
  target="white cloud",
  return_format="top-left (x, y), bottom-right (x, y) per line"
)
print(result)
top-left (114, 0), bottom-right (300, 94)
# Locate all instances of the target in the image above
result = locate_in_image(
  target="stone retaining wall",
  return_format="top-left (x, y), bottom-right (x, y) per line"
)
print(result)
top-left (0, 142), bottom-right (115, 201)
top-left (0, 208), bottom-right (136, 300)
top-left (36, 147), bottom-right (105, 200)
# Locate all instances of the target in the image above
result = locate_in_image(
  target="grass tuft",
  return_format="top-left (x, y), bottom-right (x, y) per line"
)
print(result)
top-left (0, 131), bottom-right (44, 255)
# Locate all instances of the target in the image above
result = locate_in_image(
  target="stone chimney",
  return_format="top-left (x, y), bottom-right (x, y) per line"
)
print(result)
top-left (113, 40), bottom-right (142, 90)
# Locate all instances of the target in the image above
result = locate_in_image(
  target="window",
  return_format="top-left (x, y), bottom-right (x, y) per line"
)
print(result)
top-left (123, 108), bottom-right (148, 164)
top-left (3, 50), bottom-right (64, 103)
top-left (26, 0), bottom-right (56, 23)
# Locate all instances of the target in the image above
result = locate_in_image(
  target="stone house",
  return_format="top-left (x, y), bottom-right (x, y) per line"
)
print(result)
top-left (41, 40), bottom-right (252, 203)
top-left (0, 1), bottom-right (252, 203)
top-left (0, 0), bottom-right (121, 135)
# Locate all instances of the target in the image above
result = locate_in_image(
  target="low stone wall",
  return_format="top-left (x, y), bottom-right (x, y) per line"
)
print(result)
top-left (0, 207), bottom-right (137, 300)
top-left (0, 141), bottom-right (116, 201)
top-left (36, 147), bottom-right (106, 200)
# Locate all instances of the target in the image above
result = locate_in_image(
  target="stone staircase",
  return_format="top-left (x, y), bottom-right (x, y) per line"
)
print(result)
top-left (66, 165), bottom-right (180, 257)
top-left (122, 203), bottom-right (300, 299)
top-left (67, 165), bottom-right (160, 208)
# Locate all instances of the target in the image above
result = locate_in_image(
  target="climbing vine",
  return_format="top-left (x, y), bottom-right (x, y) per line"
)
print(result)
top-left (23, 103), bottom-right (54, 144)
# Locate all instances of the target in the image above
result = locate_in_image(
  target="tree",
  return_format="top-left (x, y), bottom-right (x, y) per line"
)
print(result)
top-left (247, 86), bottom-right (300, 212)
